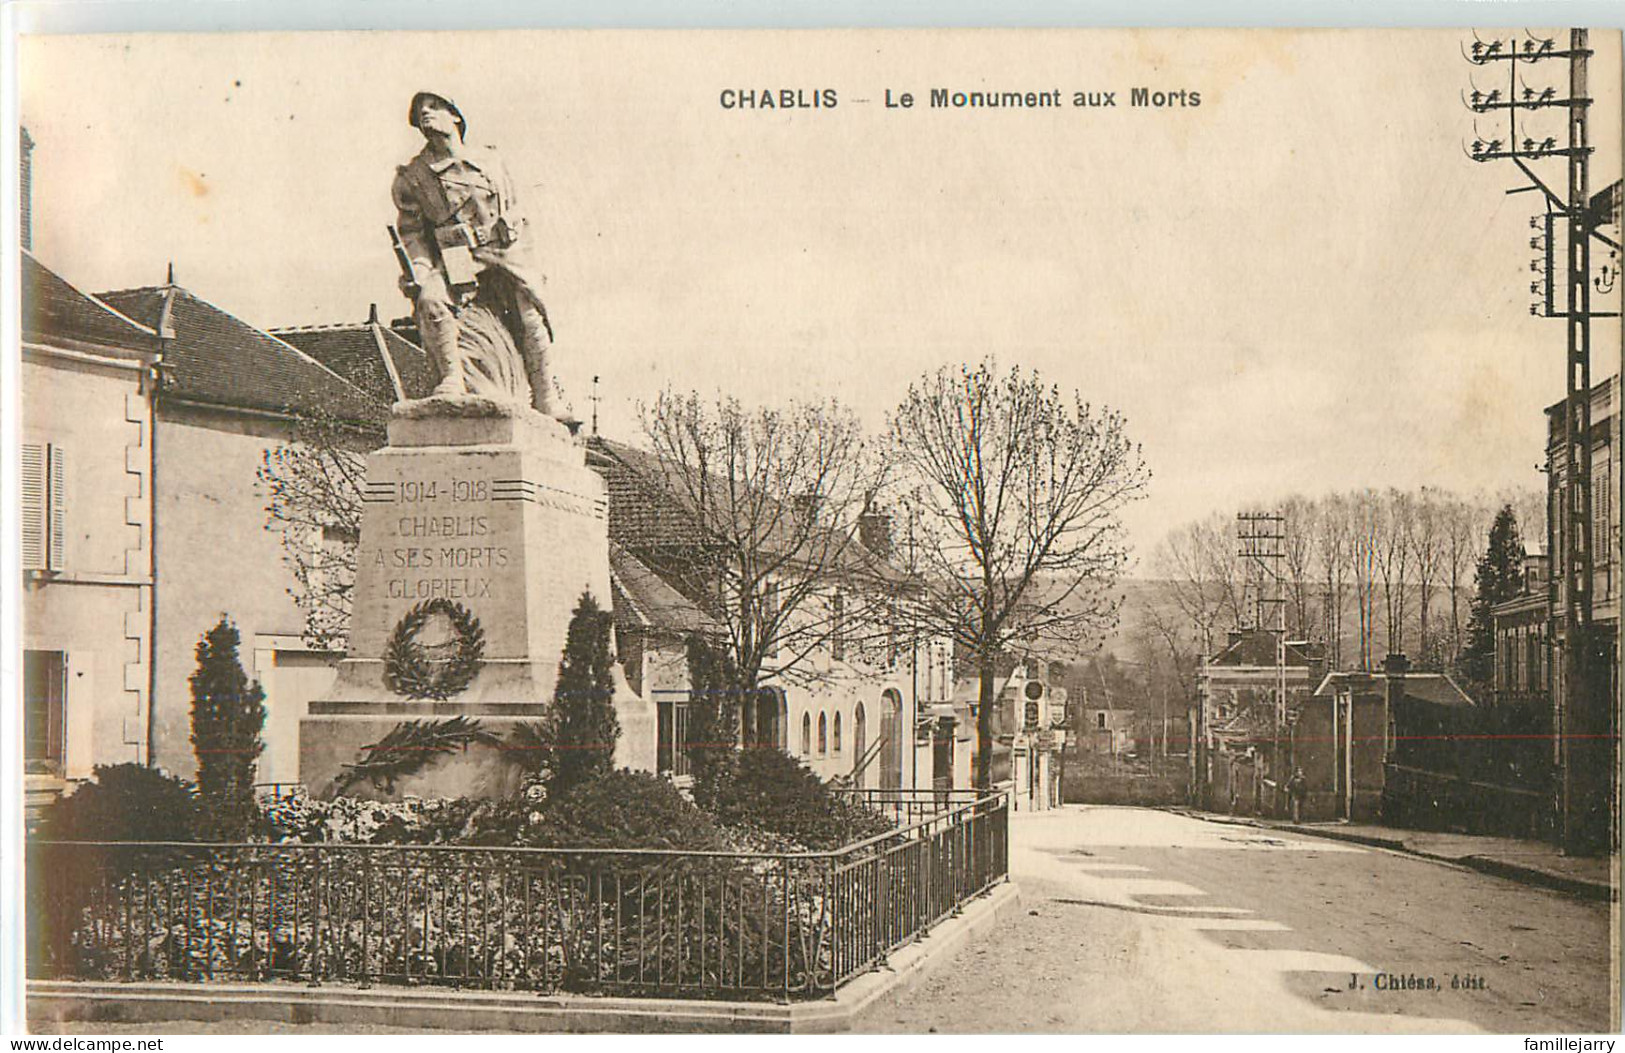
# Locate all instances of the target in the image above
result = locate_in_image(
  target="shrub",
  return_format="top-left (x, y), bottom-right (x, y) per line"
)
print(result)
top-left (467, 769), bottom-right (730, 851)
top-left (541, 594), bottom-right (620, 797)
top-left (189, 617), bottom-right (266, 840)
top-left (684, 635), bottom-right (741, 810)
top-left (38, 763), bottom-right (200, 843)
top-left (261, 790), bottom-right (485, 845)
top-left (706, 748), bottom-right (892, 850)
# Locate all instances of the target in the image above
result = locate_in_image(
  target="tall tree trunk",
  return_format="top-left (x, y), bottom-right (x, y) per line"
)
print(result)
top-left (976, 662), bottom-right (996, 790)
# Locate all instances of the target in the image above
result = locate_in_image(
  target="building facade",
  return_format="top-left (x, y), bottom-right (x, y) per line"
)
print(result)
top-left (1544, 376), bottom-right (1620, 852)
top-left (20, 251), bottom-right (161, 813)
top-left (1194, 630), bottom-right (1326, 815)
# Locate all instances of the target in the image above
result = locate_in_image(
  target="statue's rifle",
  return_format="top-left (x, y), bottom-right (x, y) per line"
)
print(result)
top-left (388, 225), bottom-right (420, 298)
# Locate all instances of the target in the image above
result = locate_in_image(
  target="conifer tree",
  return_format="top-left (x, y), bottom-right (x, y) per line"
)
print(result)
top-left (543, 593), bottom-right (620, 797)
top-left (684, 633), bottom-right (740, 809)
top-left (1460, 505), bottom-right (1525, 694)
top-left (189, 617), bottom-right (266, 840)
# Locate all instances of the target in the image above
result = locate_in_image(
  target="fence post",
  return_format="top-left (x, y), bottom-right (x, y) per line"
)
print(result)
top-left (308, 849), bottom-right (323, 988)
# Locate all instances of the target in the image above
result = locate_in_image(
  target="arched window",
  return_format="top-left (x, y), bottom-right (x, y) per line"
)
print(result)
top-left (818, 712), bottom-right (828, 755)
top-left (833, 712), bottom-right (843, 753)
top-left (801, 712), bottom-right (812, 756)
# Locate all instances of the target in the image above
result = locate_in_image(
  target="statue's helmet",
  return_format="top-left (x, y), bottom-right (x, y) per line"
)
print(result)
top-left (408, 91), bottom-right (466, 141)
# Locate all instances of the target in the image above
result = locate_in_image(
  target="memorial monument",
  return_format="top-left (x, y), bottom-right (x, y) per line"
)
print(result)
top-left (298, 92), bottom-right (654, 799)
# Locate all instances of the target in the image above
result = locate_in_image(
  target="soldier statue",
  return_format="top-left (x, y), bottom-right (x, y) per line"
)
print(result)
top-left (391, 91), bottom-right (555, 414)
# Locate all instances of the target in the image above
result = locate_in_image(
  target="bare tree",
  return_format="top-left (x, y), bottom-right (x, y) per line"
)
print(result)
top-left (257, 414), bottom-right (379, 650)
top-left (1150, 515), bottom-right (1239, 657)
top-left (1348, 489), bottom-right (1383, 670)
top-left (638, 389), bottom-right (886, 695)
top-left (1133, 599), bottom-right (1200, 758)
top-left (1376, 488), bottom-right (1415, 658)
top-left (888, 360), bottom-right (1150, 788)
top-left (1409, 486), bottom-right (1448, 669)
top-left (1443, 495), bottom-right (1488, 667)
top-left (1280, 494), bottom-right (1317, 639)
top-left (1313, 492), bottom-right (1352, 669)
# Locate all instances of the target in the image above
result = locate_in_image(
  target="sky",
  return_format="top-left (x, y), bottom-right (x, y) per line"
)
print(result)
top-left (18, 28), bottom-right (1624, 567)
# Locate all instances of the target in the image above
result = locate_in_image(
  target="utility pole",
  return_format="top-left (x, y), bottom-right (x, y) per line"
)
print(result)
top-left (1465, 28), bottom-right (1622, 855)
top-left (1238, 511), bottom-right (1289, 814)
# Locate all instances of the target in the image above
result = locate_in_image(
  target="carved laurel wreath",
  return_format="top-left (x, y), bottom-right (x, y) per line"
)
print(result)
top-left (383, 598), bottom-right (486, 700)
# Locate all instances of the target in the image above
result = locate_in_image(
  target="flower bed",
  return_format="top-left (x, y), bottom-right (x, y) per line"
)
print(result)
top-left (27, 791), bottom-right (1009, 1001)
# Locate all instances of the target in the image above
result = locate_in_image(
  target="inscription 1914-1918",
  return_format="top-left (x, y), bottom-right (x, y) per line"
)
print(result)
top-left (375, 472), bottom-right (509, 601)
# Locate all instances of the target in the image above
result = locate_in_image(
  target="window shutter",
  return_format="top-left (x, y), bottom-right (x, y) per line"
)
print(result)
top-left (51, 651), bottom-right (67, 765)
top-left (48, 444), bottom-right (66, 572)
top-left (21, 444), bottom-right (45, 570)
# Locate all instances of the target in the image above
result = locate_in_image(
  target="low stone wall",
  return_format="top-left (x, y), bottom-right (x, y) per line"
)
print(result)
top-left (1061, 769), bottom-right (1188, 807)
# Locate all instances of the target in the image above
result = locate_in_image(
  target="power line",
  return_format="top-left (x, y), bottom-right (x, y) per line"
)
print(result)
top-left (1464, 28), bottom-right (1620, 855)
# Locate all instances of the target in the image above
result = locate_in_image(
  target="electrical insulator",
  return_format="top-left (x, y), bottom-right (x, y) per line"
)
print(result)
top-left (1531, 303), bottom-right (1542, 315)
top-left (1531, 236), bottom-right (1544, 250)
top-left (1532, 258), bottom-right (1543, 272)
top-left (1531, 282), bottom-right (1542, 294)
top-left (1531, 216), bottom-right (1543, 229)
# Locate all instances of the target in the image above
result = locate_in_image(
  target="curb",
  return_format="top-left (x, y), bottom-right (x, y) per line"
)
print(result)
top-left (1454, 853), bottom-right (1616, 903)
top-left (28, 881), bottom-right (1022, 1034)
top-left (1272, 823), bottom-right (1615, 903)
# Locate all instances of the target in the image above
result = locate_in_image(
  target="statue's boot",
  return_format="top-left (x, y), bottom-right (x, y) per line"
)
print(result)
top-left (515, 300), bottom-right (553, 416)
top-left (418, 294), bottom-right (466, 398)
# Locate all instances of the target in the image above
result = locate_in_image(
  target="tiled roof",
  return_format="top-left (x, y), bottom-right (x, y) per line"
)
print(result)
top-left (588, 437), bottom-right (717, 550)
top-left (587, 437), bottom-right (910, 594)
top-left (1398, 674), bottom-right (1478, 709)
top-left (608, 542), bottom-right (721, 636)
top-left (274, 325), bottom-right (396, 402)
top-left (381, 327), bottom-right (437, 400)
top-left (21, 250), bottom-right (156, 352)
top-left (273, 316), bottom-right (437, 404)
top-left (1313, 671), bottom-right (1478, 708)
top-left (1210, 630), bottom-right (1325, 669)
top-left (97, 284), bottom-right (388, 424)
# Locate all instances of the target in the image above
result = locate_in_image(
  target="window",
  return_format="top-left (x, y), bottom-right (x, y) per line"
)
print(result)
top-left (1096, 711), bottom-right (1107, 730)
top-left (21, 443), bottom-right (66, 572)
top-left (801, 712), bottom-right (812, 756)
top-left (657, 699), bottom-right (691, 777)
top-left (831, 591), bottom-right (846, 662)
top-left (24, 650), bottom-right (66, 773)
top-left (833, 712), bottom-right (843, 753)
top-left (818, 712), bottom-right (828, 755)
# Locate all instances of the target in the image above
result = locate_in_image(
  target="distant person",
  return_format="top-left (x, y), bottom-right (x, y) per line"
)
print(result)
top-left (1286, 767), bottom-right (1308, 823)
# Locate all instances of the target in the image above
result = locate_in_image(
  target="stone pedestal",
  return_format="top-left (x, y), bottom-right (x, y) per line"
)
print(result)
top-left (299, 397), bottom-right (655, 799)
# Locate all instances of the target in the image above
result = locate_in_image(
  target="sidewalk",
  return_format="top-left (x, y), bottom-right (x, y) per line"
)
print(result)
top-left (1180, 809), bottom-right (1617, 902)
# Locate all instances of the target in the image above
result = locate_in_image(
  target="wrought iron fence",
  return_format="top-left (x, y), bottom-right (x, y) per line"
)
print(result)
top-left (27, 791), bottom-right (1007, 1001)
top-left (839, 786), bottom-right (984, 827)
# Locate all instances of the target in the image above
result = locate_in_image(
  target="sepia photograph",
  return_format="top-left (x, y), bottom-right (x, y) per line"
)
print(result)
top-left (7, 24), bottom-right (1623, 1037)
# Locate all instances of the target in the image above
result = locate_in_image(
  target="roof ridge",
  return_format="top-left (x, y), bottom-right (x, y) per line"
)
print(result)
top-left (366, 318), bottom-right (407, 402)
top-left (267, 322), bottom-right (368, 334)
top-left (95, 283), bottom-right (168, 300)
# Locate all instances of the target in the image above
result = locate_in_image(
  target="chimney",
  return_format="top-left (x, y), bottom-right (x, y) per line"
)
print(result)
top-left (366, 303), bottom-right (380, 325)
top-left (19, 127), bottom-right (34, 252)
top-left (792, 492), bottom-right (822, 525)
top-left (858, 509), bottom-right (893, 557)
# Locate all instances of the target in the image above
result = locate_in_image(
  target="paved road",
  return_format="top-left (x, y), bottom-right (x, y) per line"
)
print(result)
top-left (856, 806), bottom-right (1614, 1033)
